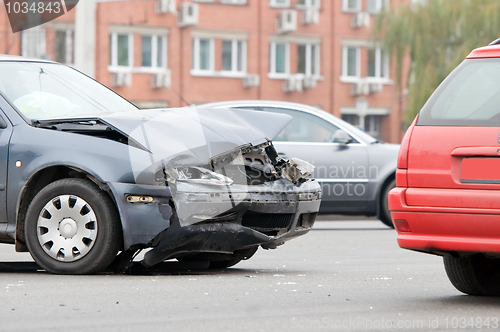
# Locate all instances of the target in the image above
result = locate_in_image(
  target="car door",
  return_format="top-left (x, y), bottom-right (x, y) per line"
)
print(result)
top-left (0, 111), bottom-right (12, 224)
top-left (256, 107), bottom-right (370, 213)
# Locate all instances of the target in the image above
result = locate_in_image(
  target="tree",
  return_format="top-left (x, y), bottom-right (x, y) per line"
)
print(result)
top-left (374, 0), bottom-right (500, 124)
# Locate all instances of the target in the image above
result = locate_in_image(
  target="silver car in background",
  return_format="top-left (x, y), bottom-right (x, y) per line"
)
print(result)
top-left (204, 101), bottom-right (399, 227)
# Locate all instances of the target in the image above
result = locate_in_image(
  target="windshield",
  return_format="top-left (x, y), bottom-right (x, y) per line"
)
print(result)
top-left (418, 58), bottom-right (500, 127)
top-left (0, 61), bottom-right (137, 121)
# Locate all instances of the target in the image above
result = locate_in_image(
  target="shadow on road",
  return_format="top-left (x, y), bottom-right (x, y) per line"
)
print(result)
top-left (311, 228), bottom-right (392, 231)
top-left (0, 260), bottom-right (305, 277)
top-left (415, 295), bottom-right (500, 306)
top-left (0, 262), bottom-right (42, 273)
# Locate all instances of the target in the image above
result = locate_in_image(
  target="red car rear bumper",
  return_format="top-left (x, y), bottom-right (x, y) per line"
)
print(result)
top-left (389, 187), bottom-right (500, 254)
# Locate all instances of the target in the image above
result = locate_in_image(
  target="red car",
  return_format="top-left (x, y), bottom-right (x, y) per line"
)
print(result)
top-left (389, 41), bottom-right (500, 296)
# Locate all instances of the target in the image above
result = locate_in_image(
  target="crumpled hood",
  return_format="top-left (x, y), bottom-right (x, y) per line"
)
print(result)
top-left (101, 106), bottom-right (292, 166)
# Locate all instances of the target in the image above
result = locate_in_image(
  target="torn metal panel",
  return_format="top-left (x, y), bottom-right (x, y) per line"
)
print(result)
top-left (165, 141), bottom-right (317, 226)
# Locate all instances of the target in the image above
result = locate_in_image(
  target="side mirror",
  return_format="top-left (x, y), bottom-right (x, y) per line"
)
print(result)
top-left (333, 130), bottom-right (353, 144)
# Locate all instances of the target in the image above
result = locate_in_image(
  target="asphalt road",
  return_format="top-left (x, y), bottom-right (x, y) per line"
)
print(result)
top-left (1, 219), bottom-right (499, 332)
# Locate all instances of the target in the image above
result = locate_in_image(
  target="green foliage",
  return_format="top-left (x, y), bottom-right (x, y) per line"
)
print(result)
top-left (375, 0), bottom-right (500, 124)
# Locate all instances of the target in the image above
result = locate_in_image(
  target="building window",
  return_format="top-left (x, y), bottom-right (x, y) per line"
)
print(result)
top-left (21, 28), bottom-right (46, 59)
top-left (269, 0), bottom-right (290, 8)
top-left (342, 113), bottom-right (382, 138)
top-left (341, 114), bottom-right (360, 127)
top-left (221, 40), bottom-right (246, 73)
top-left (342, 46), bottom-right (360, 78)
top-left (365, 115), bottom-right (382, 137)
top-left (54, 29), bottom-right (74, 65)
top-left (270, 42), bottom-right (289, 76)
top-left (192, 37), bottom-right (214, 72)
top-left (297, 0), bottom-right (320, 8)
top-left (343, 0), bottom-right (361, 12)
top-left (297, 44), bottom-right (320, 76)
top-left (368, 0), bottom-right (389, 13)
top-left (367, 47), bottom-right (389, 79)
top-left (110, 33), bottom-right (133, 67)
top-left (141, 35), bottom-right (166, 68)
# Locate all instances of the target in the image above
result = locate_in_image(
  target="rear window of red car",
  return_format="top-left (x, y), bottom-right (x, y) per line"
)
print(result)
top-left (417, 59), bottom-right (500, 127)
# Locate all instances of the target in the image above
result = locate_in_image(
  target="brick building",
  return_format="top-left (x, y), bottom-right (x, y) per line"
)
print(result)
top-left (0, 0), bottom-right (408, 143)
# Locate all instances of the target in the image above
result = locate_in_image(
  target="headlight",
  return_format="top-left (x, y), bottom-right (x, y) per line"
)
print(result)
top-left (166, 166), bottom-right (233, 186)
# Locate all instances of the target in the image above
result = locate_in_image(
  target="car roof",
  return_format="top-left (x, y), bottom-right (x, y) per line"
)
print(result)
top-left (467, 45), bottom-right (500, 59)
top-left (0, 54), bottom-right (55, 63)
top-left (203, 100), bottom-right (330, 117)
top-left (203, 100), bottom-right (378, 144)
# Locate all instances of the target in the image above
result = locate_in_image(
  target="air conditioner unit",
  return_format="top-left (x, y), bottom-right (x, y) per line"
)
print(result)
top-left (243, 74), bottom-right (260, 88)
top-left (276, 10), bottom-right (297, 34)
top-left (368, 82), bottom-right (383, 94)
top-left (301, 8), bottom-right (319, 25)
top-left (151, 71), bottom-right (171, 88)
top-left (303, 76), bottom-right (317, 88)
top-left (178, 2), bottom-right (198, 27)
top-left (156, 0), bottom-right (176, 14)
top-left (351, 12), bottom-right (370, 28)
top-left (283, 75), bottom-right (303, 93)
top-left (351, 81), bottom-right (369, 96)
top-left (111, 72), bottom-right (131, 87)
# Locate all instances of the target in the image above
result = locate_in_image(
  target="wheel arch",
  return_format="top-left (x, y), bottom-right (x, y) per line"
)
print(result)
top-left (15, 165), bottom-right (118, 251)
top-left (377, 171), bottom-right (396, 218)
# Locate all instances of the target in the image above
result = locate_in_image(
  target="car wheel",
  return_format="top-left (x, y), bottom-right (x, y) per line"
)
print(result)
top-left (380, 179), bottom-right (396, 228)
top-left (209, 247), bottom-right (259, 269)
top-left (25, 178), bottom-right (122, 274)
top-left (444, 254), bottom-right (500, 296)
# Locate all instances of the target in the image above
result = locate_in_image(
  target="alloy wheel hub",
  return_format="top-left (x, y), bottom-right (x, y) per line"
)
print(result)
top-left (59, 218), bottom-right (78, 239)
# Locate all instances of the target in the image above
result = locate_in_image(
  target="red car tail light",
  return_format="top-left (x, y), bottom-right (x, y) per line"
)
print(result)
top-left (394, 219), bottom-right (411, 233)
top-left (397, 116), bottom-right (418, 170)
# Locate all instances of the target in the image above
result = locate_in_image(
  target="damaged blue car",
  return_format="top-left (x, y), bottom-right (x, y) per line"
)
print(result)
top-left (0, 56), bottom-right (321, 274)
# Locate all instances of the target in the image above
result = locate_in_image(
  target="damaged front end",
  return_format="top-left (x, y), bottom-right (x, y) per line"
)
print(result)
top-left (142, 141), bottom-right (321, 267)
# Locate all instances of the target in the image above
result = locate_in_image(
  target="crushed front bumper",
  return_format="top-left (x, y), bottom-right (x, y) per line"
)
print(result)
top-left (142, 179), bottom-right (321, 267)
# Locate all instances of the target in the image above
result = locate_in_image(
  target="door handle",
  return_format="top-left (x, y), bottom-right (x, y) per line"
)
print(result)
top-left (451, 147), bottom-right (500, 157)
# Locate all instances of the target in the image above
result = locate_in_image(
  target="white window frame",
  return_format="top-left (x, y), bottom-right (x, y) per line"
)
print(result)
top-left (269, 41), bottom-right (290, 78)
top-left (296, 0), bottom-right (321, 9)
top-left (342, 0), bottom-right (361, 12)
top-left (191, 37), bottom-right (215, 74)
top-left (368, 0), bottom-right (390, 13)
top-left (341, 46), bottom-right (360, 81)
top-left (297, 43), bottom-right (321, 77)
top-left (367, 47), bottom-right (389, 81)
top-left (140, 34), bottom-right (167, 72)
top-left (220, 0), bottom-right (247, 5)
top-left (220, 39), bottom-right (247, 76)
top-left (269, 0), bottom-right (290, 8)
top-left (109, 32), bottom-right (134, 71)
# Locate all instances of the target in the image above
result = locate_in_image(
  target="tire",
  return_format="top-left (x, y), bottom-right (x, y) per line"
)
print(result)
top-left (379, 179), bottom-right (396, 228)
top-left (444, 254), bottom-right (500, 296)
top-left (25, 178), bottom-right (122, 274)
